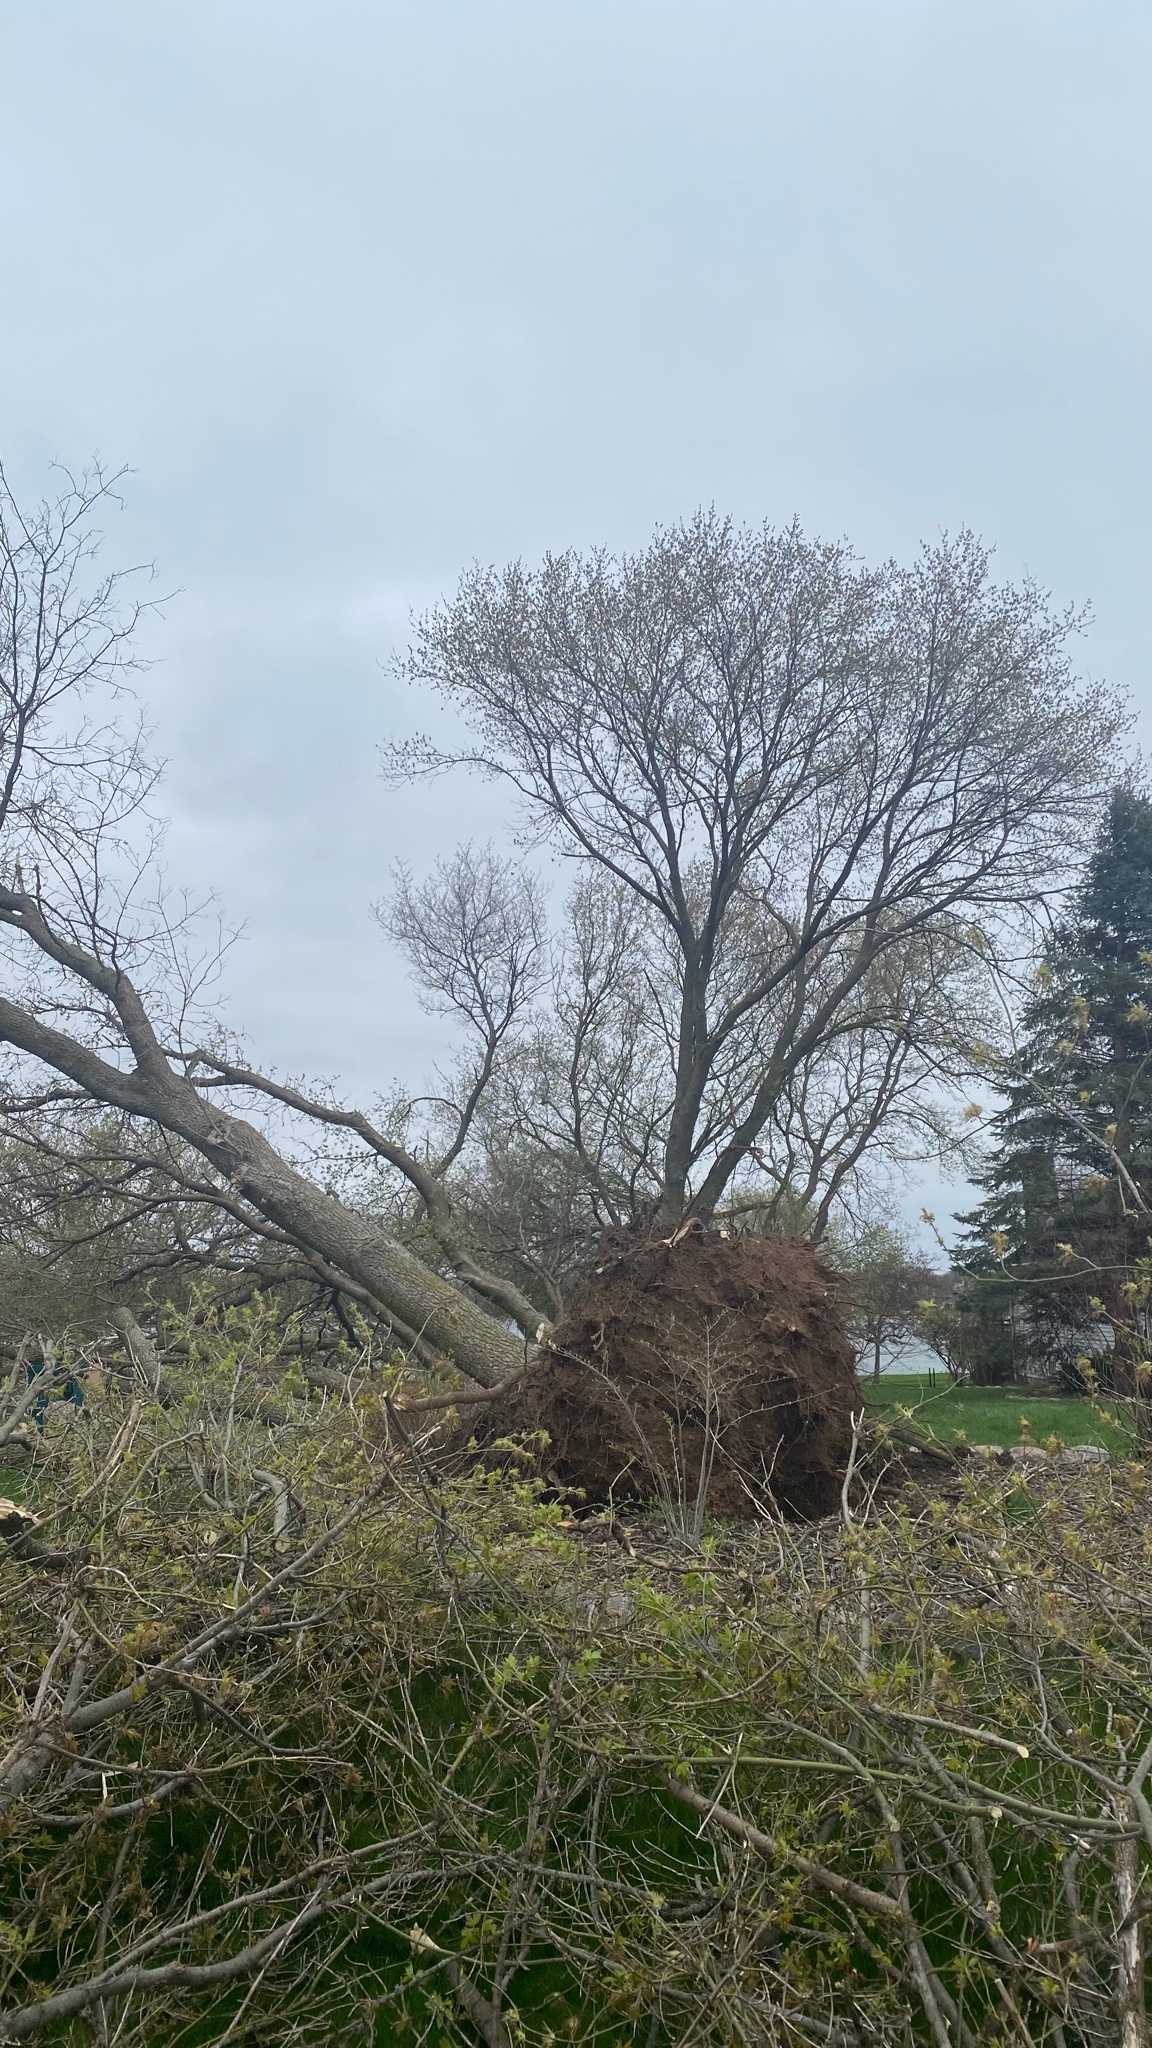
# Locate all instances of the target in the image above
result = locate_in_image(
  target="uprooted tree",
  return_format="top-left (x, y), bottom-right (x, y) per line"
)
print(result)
top-left (0, 466), bottom-right (1126, 1387)
top-left (0, 1106), bottom-right (400, 1369)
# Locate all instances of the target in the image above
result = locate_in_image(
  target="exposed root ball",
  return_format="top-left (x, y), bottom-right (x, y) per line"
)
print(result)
top-left (480, 1228), bottom-right (862, 1520)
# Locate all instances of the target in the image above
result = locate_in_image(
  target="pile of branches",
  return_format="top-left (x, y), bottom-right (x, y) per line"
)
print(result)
top-left (1, 1313), bottom-right (1151, 2044)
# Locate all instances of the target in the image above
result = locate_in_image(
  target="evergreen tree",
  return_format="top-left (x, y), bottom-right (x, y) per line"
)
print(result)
top-left (956, 787), bottom-right (1152, 1389)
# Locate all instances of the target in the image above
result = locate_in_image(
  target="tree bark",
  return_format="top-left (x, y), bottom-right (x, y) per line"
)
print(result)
top-left (108, 1305), bottom-right (163, 1393)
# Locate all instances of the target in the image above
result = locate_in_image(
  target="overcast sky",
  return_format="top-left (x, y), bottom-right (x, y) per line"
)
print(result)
top-left (1, 0), bottom-right (1149, 1229)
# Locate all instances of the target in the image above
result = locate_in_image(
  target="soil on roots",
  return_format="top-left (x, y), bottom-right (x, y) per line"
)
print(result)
top-left (477, 1226), bottom-right (863, 1520)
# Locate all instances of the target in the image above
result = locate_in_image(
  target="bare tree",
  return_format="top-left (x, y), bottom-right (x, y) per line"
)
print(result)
top-left (0, 465), bottom-right (525, 1386)
top-left (393, 514), bottom-right (1122, 1226)
top-left (371, 846), bottom-right (994, 1321)
top-left (0, 477), bottom-right (1124, 1385)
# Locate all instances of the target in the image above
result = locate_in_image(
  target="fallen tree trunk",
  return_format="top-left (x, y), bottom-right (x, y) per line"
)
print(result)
top-left (0, 966), bottom-right (524, 1388)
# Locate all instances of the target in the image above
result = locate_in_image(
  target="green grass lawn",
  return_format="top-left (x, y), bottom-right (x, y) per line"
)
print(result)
top-left (866, 1373), bottom-right (1133, 1455)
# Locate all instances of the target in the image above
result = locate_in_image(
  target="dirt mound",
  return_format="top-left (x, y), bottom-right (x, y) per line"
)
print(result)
top-left (479, 1227), bottom-right (862, 1520)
